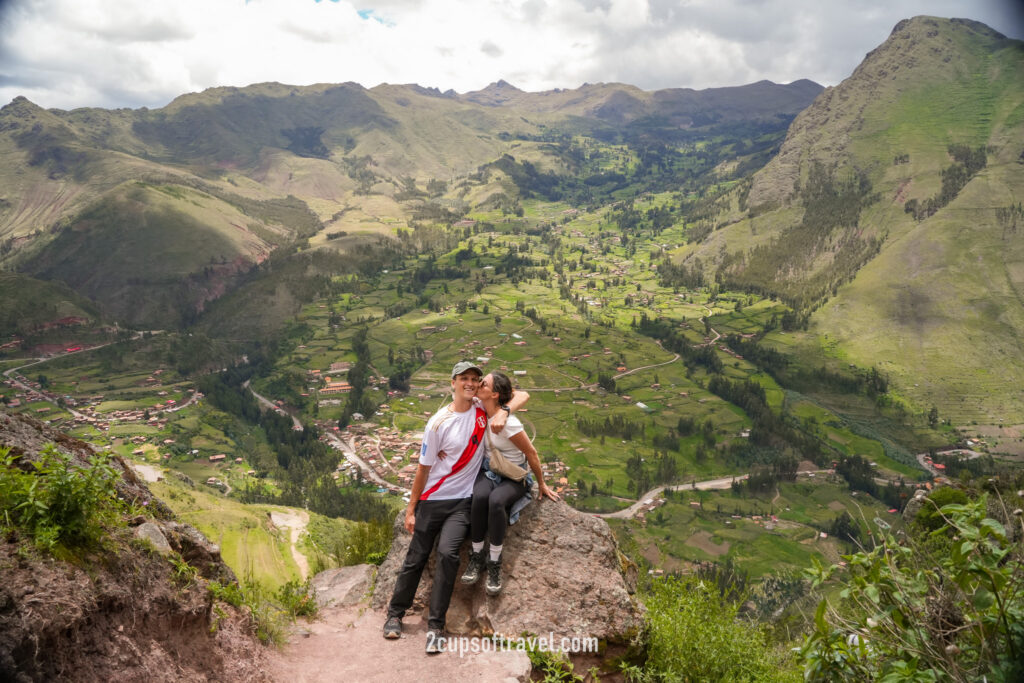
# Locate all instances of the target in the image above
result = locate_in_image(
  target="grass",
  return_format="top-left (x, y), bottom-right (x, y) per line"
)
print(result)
top-left (615, 479), bottom-right (898, 578)
top-left (151, 477), bottom-right (303, 589)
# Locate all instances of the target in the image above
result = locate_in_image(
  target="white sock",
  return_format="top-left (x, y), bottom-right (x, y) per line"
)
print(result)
top-left (489, 544), bottom-right (503, 562)
top-left (471, 541), bottom-right (484, 554)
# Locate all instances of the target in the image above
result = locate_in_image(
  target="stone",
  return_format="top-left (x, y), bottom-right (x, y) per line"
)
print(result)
top-left (161, 521), bottom-right (235, 583)
top-left (312, 564), bottom-right (375, 609)
top-left (901, 488), bottom-right (930, 523)
top-left (372, 498), bottom-right (643, 643)
top-left (134, 522), bottom-right (172, 555)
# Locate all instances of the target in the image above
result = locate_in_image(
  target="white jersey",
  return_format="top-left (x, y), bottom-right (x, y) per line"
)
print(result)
top-left (418, 404), bottom-right (488, 500)
top-left (486, 414), bottom-right (527, 468)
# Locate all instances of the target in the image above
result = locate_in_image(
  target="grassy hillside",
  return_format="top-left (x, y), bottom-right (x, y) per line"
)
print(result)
top-left (674, 16), bottom-right (1024, 425)
top-left (21, 183), bottom-right (277, 328)
top-left (0, 272), bottom-right (99, 338)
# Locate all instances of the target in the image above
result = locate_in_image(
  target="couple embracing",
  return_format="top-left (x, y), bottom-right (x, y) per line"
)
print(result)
top-left (382, 360), bottom-right (559, 653)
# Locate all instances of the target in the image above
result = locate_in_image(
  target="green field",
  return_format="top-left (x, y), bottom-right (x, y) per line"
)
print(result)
top-left (613, 480), bottom-right (899, 578)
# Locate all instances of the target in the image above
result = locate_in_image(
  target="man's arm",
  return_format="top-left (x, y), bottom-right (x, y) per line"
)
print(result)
top-left (404, 464), bottom-right (431, 533)
top-left (490, 389), bottom-right (530, 433)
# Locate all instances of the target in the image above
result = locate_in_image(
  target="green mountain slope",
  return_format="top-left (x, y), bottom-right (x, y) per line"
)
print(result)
top-left (21, 183), bottom-right (278, 329)
top-left (0, 272), bottom-right (99, 337)
top-left (676, 16), bottom-right (1024, 424)
top-left (0, 77), bottom-right (820, 330)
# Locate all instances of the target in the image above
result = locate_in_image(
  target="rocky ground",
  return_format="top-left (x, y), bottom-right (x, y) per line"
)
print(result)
top-left (266, 566), bottom-right (532, 682)
top-left (0, 412), bottom-right (270, 682)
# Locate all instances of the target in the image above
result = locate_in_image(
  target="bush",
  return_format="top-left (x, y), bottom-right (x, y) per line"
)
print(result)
top-left (801, 494), bottom-right (1024, 681)
top-left (0, 444), bottom-right (122, 550)
top-left (625, 576), bottom-right (801, 682)
top-left (276, 577), bottom-right (318, 619)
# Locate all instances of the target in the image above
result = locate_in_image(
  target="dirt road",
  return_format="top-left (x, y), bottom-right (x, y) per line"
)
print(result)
top-left (269, 508), bottom-right (311, 580)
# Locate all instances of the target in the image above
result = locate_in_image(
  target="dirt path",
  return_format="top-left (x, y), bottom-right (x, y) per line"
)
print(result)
top-left (611, 350), bottom-right (680, 380)
top-left (129, 462), bottom-right (164, 483)
top-left (269, 509), bottom-right (311, 580)
top-left (267, 605), bottom-right (530, 682)
top-left (698, 306), bottom-right (722, 346)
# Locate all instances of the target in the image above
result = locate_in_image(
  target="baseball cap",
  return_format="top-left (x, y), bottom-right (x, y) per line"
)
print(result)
top-left (451, 360), bottom-right (483, 378)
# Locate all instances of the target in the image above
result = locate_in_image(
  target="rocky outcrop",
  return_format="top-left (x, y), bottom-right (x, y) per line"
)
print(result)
top-left (902, 488), bottom-right (931, 523)
top-left (312, 564), bottom-right (376, 609)
top-left (0, 411), bottom-right (268, 682)
top-left (372, 497), bottom-right (643, 643)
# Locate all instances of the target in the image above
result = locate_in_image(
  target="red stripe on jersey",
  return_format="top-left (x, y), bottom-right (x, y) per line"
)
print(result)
top-left (420, 407), bottom-right (487, 501)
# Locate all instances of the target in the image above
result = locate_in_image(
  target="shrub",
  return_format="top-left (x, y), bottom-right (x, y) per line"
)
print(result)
top-left (0, 444), bottom-right (122, 550)
top-left (625, 576), bottom-right (801, 682)
top-left (276, 577), bottom-right (318, 619)
top-left (800, 494), bottom-right (1024, 681)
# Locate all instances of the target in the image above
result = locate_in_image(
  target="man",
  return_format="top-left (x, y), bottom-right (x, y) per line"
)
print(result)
top-left (382, 360), bottom-right (527, 653)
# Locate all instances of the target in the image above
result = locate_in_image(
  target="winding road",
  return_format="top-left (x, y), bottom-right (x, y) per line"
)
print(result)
top-left (244, 380), bottom-right (303, 431)
top-left (323, 431), bottom-right (404, 492)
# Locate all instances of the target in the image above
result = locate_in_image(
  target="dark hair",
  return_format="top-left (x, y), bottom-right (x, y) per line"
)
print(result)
top-left (490, 371), bottom-right (514, 406)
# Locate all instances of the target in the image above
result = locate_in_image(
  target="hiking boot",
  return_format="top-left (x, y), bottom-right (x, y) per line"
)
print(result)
top-left (425, 628), bottom-right (446, 654)
top-left (382, 616), bottom-right (402, 639)
top-left (485, 558), bottom-right (503, 596)
top-left (460, 550), bottom-right (486, 584)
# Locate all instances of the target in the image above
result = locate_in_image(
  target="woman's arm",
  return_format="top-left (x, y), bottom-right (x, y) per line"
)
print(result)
top-left (508, 430), bottom-right (559, 502)
top-left (490, 389), bottom-right (530, 433)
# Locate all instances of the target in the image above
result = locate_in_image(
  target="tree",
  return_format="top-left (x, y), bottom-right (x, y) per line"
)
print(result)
top-left (928, 406), bottom-right (939, 429)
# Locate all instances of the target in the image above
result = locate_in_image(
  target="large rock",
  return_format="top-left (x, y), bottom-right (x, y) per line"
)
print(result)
top-left (372, 498), bottom-right (643, 643)
top-left (313, 564), bottom-right (376, 609)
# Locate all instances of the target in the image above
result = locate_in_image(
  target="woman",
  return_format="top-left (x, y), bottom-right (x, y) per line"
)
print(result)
top-left (460, 371), bottom-right (559, 596)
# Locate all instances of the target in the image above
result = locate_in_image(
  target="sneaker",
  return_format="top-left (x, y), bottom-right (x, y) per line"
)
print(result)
top-left (485, 558), bottom-right (502, 596)
top-left (425, 628), bottom-right (446, 654)
top-left (460, 550), bottom-right (486, 584)
top-left (382, 616), bottom-right (402, 639)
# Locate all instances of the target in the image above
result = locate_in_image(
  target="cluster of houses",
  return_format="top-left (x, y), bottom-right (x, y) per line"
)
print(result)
top-left (308, 362), bottom-right (362, 398)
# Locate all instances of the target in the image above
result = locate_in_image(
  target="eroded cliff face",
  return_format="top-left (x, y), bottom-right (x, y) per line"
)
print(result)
top-left (0, 411), bottom-right (270, 682)
top-left (371, 495), bottom-right (644, 643)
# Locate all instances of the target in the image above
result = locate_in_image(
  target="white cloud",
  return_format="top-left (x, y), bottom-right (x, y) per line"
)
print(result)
top-left (0, 0), bottom-right (1020, 110)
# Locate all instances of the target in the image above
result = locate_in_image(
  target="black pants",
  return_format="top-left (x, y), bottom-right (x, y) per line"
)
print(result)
top-left (387, 497), bottom-right (471, 630)
top-left (470, 470), bottom-right (528, 547)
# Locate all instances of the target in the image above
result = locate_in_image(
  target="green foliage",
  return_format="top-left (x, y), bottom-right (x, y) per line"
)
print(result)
top-left (237, 571), bottom-right (290, 646)
top-left (208, 579), bottom-right (246, 608)
top-left (718, 163), bottom-right (882, 313)
top-left (169, 553), bottom-right (199, 586)
top-left (626, 576), bottom-right (801, 682)
top-left (276, 577), bottom-right (319, 619)
top-left (801, 494), bottom-right (1024, 682)
top-left (912, 487), bottom-right (968, 533)
top-left (0, 444), bottom-right (122, 551)
top-left (523, 635), bottom-right (583, 683)
top-left (209, 569), bottom-right (314, 646)
top-left (326, 518), bottom-right (392, 566)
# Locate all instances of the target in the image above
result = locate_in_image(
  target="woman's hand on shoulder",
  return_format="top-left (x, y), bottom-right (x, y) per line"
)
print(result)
top-left (490, 409), bottom-right (507, 433)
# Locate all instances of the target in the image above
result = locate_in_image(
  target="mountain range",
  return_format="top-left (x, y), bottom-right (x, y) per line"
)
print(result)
top-left (1, 15), bottom-right (1022, 428)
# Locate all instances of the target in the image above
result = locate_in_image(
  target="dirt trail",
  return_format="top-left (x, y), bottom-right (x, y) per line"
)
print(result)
top-left (266, 606), bottom-right (531, 682)
top-left (129, 462), bottom-right (164, 483)
top-left (269, 509), bottom-right (311, 580)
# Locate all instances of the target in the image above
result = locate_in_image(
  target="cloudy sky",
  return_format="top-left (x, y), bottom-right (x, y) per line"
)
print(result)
top-left (1, 0), bottom-right (1021, 111)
